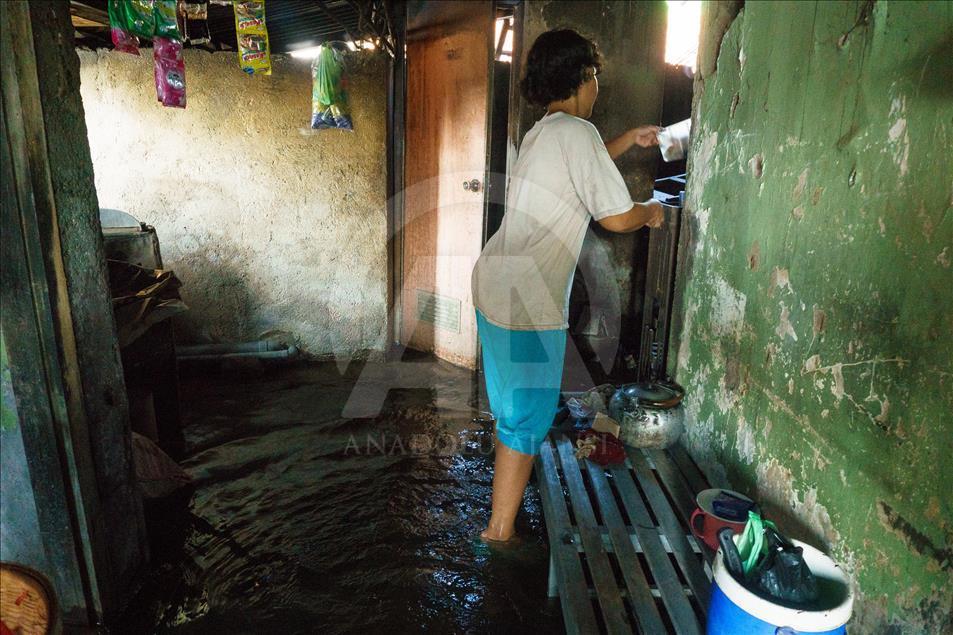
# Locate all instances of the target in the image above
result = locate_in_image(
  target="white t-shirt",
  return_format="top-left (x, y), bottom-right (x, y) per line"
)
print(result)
top-left (472, 111), bottom-right (633, 330)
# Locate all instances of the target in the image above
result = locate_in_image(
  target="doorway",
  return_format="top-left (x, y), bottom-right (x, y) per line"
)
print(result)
top-left (397, 1), bottom-right (495, 369)
top-left (395, 1), bottom-right (518, 370)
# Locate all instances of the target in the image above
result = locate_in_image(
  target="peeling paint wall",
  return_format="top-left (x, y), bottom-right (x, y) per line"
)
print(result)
top-left (672, 2), bottom-right (952, 631)
top-left (78, 50), bottom-right (388, 357)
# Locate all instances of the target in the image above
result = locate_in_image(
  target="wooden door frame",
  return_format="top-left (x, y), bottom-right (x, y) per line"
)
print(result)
top-left (386, 0), bottom-right (408, 354)
top-left (1, 2), bottom-right (103, 624)
top-left (2, 1), bottom-right (148, 624)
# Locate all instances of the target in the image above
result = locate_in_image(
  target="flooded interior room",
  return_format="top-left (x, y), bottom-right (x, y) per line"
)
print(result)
top-left (2, 1), bottom-right (951, 633)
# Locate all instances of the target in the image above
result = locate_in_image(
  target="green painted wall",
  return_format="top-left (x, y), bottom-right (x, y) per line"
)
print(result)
top-left (672, 1), bottom-right (952, 631)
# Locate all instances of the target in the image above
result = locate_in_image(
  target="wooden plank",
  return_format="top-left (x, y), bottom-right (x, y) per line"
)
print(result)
top-left (536, 440), bottom-right (599, 635)
top-left (586, 462), bottom-right (667, 634)
top-left (648, 449), bottom-right (700, 530)
top-left (71, 15), bottom-right (107, 28)
top-left (552, 464), bottom-right (696, 558)
top-left (3, 2), bottom-right (119, 619)
top-left (668, 444), bottom-right (712, 495)
top-left (554, 437), bottom-right (632, 634)
top-left (648, 449), bottom-right (715, 566)
top-left (567, 527), bottom-right (702, 565)
top-left (628, 448), bottom-right (711, 610)
top-left (586, 586), bottom-right (695, 601)
top-left (608, 464), bottom-right (703, 635)
top-left (70, 1), bottom-right (109, 26)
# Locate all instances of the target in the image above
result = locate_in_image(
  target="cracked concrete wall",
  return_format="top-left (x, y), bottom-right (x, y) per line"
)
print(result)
top-left (78, 49), bottom-right (388, 357)
top-left (672, 2), bottom-right (952, 631)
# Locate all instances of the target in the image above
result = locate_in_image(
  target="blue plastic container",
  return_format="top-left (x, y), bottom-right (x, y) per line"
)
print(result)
top-left (708, 539), bottom-right (853, 634)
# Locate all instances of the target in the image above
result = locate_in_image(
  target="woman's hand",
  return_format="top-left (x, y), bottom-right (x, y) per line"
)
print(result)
top-left (644, 199), bottom-right (665, 228)
top-left (605, 125), bottom-right (660, 159)
top-left (629, 126), bottom-right (660, 148)
top-left (597, 199), bottom-right (666, 233)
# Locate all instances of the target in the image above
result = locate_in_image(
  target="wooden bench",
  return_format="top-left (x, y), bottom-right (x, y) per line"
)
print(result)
top-left (536, 433), bottom-right (715, 634)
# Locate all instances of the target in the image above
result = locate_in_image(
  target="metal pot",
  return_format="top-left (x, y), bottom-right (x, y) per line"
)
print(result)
top-left (608, 381), bottom-right (685, 449)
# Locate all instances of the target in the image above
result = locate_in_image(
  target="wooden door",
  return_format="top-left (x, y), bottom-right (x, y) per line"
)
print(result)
top-left (400, 1), bottom-right (493, 369)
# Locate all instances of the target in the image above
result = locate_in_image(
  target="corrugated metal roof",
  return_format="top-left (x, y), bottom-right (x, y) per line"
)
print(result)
top-left (206, 1), bottom-right (362, 53)
top-left (73, 1), bottom-right (363, 53)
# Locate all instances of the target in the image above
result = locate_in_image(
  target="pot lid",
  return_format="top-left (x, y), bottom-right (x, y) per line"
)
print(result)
top-left (624, 381), bottom-right (684, 406)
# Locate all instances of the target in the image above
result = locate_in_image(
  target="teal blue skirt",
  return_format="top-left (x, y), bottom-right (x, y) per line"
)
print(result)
top-left (476, 310), bottom-right (566, 455)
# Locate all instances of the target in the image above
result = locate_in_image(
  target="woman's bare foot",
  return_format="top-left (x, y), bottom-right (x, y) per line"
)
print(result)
top-left (480, 525), bottom-right (516, 543)
top-left (479, 527), bottom-right (522, 546)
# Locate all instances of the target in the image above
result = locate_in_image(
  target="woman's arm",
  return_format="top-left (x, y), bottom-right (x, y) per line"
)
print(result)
top-left (598, 199), bottom-right (665, 233)
top-left (604, 126), bottom-right (660, 160)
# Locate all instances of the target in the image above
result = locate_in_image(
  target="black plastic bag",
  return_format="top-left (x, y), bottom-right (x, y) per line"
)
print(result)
top-left (750, 526), bottom-right (819, 607)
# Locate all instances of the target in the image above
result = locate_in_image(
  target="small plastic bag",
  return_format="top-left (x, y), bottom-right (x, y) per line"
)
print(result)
top-left (108, 0), bottom-right (140, 55)
top-left (311, 46), bottom-right (352, 130)
top-left (565, 397), bottom-right (595, 420)
top-left (153, 0), bottom-right (181, 40)
top-left (658, 118), bottom-right (691, 162)
top-left (153, 37), bottom-right (186, 108)
top-left (735, 510), bottom-right (777, 574)
top-left (233, 1), bottom-right (272, 75)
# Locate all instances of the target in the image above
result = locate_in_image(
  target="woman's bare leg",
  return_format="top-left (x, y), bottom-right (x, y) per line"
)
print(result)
top-left (481, 437), bottom-right (536, 542)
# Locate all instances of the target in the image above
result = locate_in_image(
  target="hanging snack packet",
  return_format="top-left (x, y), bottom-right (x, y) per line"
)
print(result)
top-left (179, 1), bottom-right (211, 45)
top-left (233, 1), bottom-right (271, 75)
top-left (153, 37), bottom-right (186, 108)
top-left (111, 27), bottom-right (141, 55)
top-left (154, 0), bottom-right (181, 40)
top-left (120, 0), bottom-right (157, 40)
top-left (108, 0), bottom-right (140, 55)
top-left (311, 47), bottom-right (352, 130)
top-left (181, 2), bottom-right (209, 20)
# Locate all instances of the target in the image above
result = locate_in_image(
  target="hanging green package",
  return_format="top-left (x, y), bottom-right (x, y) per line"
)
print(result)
top-left (108, 0), bottom-right (140, 55)
top-left (311, 47), bottom-right (352, 130)
top-left (154, 0), bottom-right (181, 40)
top-left (118, 0), bottom-right (156, 40)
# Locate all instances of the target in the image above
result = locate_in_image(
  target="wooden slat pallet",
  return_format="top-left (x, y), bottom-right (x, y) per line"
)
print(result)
top-left (536, 433), bottom-right (715, 634)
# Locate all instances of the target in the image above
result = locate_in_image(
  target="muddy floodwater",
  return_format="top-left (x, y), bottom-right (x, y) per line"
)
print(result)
top-left (120, 357), bottom-right (565, 634)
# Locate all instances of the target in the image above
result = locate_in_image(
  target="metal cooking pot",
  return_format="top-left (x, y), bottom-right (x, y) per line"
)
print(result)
top-left (608, 381), bottom-right (685, 449)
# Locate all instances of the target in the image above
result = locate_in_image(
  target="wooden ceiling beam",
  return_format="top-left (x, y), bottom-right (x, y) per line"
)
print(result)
top-left (70, 1), bottom-right (109, 28)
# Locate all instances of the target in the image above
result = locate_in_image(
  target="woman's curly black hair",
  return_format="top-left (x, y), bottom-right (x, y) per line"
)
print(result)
top-left (520, 29), bottom-right (603, 107)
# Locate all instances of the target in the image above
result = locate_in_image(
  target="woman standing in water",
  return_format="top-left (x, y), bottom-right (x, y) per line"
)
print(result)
top-left (471, 29), bottom-right (664, 542)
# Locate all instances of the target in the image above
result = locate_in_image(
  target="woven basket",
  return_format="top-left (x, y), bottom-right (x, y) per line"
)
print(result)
top-left (0, 563), bottom-right (58, 635)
